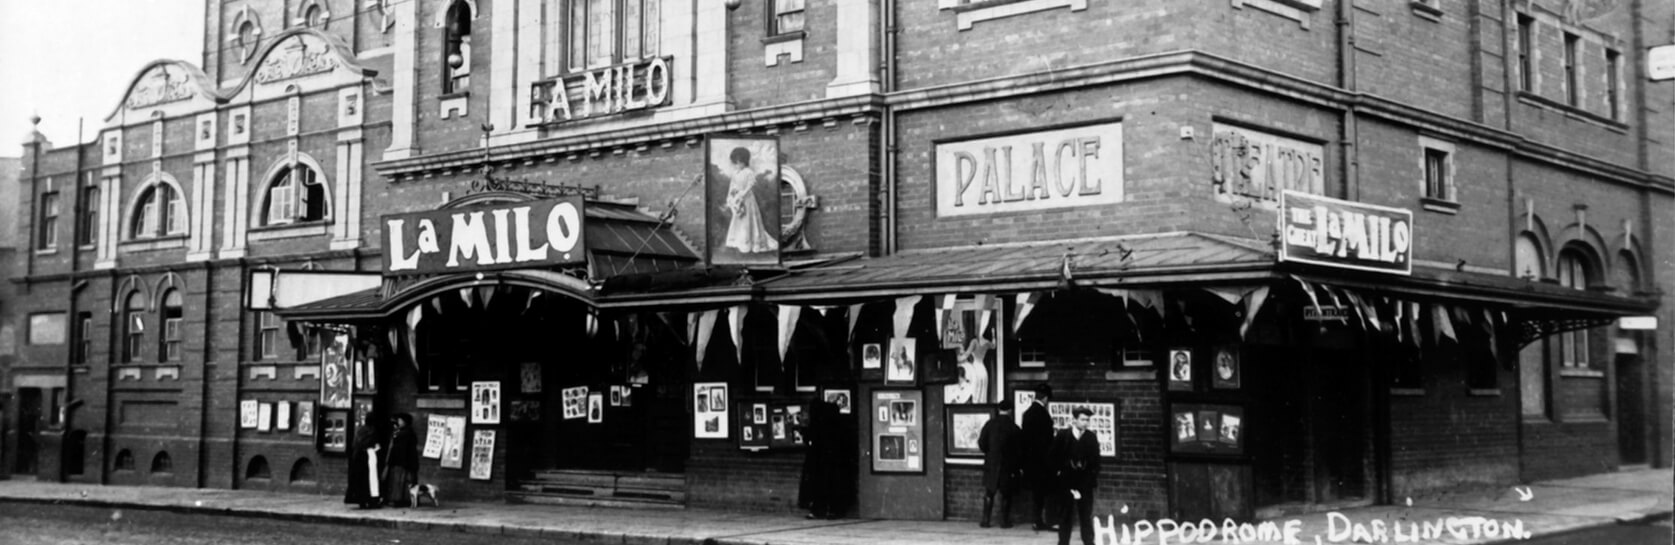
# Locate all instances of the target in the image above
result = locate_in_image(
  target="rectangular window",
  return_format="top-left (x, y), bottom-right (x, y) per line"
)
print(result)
top-left (49, 387), bottom-right (64, 427)
top-left (165, 188), bottom-right (184, 234)
top-left (139, 196), bottom-right (159, 238)
top-left (567, 0), bottom-right (659, 72)
top-left (1516, 14), bottom-right (1534, 92)
top-left (74, 312), bottom-right (93, 365)
top-left (78, 185), bottom-right (99, 247)
top-left (1423, 148), bottom-right (1450, 200)
top-left (162, 315), bottom-right (182, 362)
top-left (257, 311), bottom-right (281, 361)
top-left (770, 0), bottom-right (806, 35)
top-left (1563, 32), bottom-right (1580, 106)
top-left (1605, 49), bottom-right (1621, 120)
top-left (125, 311), bottom-right (145, 363)
top-left (28, 312), bottom-right (68, 345)
top-left (38, 191), bottom-right (60, 250)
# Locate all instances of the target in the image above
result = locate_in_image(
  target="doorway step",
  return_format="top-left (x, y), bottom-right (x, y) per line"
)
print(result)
top-left (508, 469), bottom-right (685, 509)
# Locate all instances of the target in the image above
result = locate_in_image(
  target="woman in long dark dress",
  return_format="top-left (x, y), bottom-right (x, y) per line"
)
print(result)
top-left (381, 413), bottom-right (419, 506)
top-left (797, 401), bottom-right (851, 519)
top-left (344, 423), bottom-right (382, 509)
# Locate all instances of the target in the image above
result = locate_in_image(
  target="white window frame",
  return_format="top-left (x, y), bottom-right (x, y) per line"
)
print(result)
top-left (1556, 251), bottom-right (1591, 369)
top-left (565, 0), bottom-right (660, 73)
top-left (1417, 135), bottom-right (1457, 209)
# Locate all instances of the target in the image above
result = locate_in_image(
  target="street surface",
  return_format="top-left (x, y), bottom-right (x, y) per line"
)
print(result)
top-left (0, 501), bottom-right (576, 545)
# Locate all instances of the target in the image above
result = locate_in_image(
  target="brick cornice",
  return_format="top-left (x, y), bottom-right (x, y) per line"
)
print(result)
top-left (370, 50), bottom-right (1672, 193)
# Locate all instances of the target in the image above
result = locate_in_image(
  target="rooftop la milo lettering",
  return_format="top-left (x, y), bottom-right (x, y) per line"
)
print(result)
top-left (935, 123), bottom-right (1125, 217)
top-left (382, 197), bottom-right (585, 275)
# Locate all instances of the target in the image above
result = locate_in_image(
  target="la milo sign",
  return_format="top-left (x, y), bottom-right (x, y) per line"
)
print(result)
top-left (935, 123), bottom-right (1125, 217)
top-left (382, 197), bottom-right (586, 275)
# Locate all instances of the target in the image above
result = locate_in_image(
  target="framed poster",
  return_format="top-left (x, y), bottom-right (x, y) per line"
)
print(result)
top-left (945, 405), bottom-right (996, 459)
top-left (319, 409), bottom-right (349, 454)
top-left (610, 385), bottom-right (624, 407)
top-left (587, 393), bottom-right (604, 423)
top-left (823, 389), bottom-right (852, 415)
top-left (1211, 346), bottom-right (1240, 389)
top-left (440, 416), bottom-right (467, 469)
top-left (885, 337), bottom-right (917, 385)
top-left (470, 429), bottom-right (496, 480)
top-left (1048, 401), bottom-right (1119, 457)
top-left (257, 403), bottom-right (274, 432)
top-left (561, 386), bottom-right (588, 419)
top-left (240, 399), bottom-right (259, 429)
top-left (353, 353), bottom-right (376, 393)
top-left (1167, 348), bottom-right (1193, 391)
top-left (861, 342), bottom-right (883, 370)
top-left (276, 401), bottom-right (292, 431)
top-left (943, 297), bottom-right (1002, 405)
top-left (509, 400), bottom-right (541, 422)
top-left (422, 414), bottom-right (447, 459)
top-left (1170, 403), bottom-right (1244, 455)
top-left (693, 382), bottom-right (729, 439)
top-left (296, 401), bottom-right (315, 436)
top-left (705, 136), bottom-right (782, 267)
top-left (620, 385), bottom-right (634, 407)
top-left (871, 389), bottom-right (924, 473)
top-left (520, 362), bottom-right (542, 394)
top-left (471, 381), bottom-right (501, 424)
top-left (320, 330), bottom-right (353, 409)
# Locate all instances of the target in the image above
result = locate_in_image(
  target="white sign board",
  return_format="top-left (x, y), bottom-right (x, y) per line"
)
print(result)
top-left (935, 123), bottom-right (1124, 217)
top-left (1649, 44), bottom-right (1675, 82)
top-left (1619, 316), bottom-right (1659, 330)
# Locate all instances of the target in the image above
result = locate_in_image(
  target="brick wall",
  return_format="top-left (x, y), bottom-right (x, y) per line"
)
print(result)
top-left (1387, 349), bottom-right (1519, 497)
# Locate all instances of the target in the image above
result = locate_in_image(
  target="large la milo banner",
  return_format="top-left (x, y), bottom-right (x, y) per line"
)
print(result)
top-left (1279, 190), bottom-right (1413, 275)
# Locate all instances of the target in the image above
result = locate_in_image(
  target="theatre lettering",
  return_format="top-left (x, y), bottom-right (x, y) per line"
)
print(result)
top-left (383, 197), bottom-right (586, 274)
top-left (935, 122), bottom-right (1125, 217)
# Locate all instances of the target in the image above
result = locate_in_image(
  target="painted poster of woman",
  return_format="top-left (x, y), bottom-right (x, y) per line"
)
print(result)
top-left (706, 136), bottom-right (782, 266)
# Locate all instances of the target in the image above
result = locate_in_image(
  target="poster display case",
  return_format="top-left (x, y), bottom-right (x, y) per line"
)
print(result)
top-left (870, 389), bottom-right (924, 473)
top-left (1169, 403), bottom-right (1244, 455)
top-left (738, 400), bottom-right (810, 451)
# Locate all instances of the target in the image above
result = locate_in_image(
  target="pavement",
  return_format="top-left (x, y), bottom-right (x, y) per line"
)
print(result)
top-left (0, 467), bottom-right (1668, 545)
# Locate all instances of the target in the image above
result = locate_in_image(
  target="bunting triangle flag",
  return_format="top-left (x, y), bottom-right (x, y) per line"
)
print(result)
top-left (1407, 302), bottom-right (1422, 347)
top-left (893, 295), bottom-right (922, 339)
top-left (1205, 286), bottom-right (1255, 306)
top-left (729, 305), bottom-right (750, 365)
top-left (1394, 299), bottom-right (1406, 344)
top-left (1483, 308), bottom-right (1500, 362)
top-left (935, 295), bottom-right (957, 339)
top-left (1129, 289), bottom-right (1163, 312)
top-left (777, 305), bottom-right (801, 360)
top-left (1014, 292), bottom-right (1041, 332)
top-left (1291, 275), bottom-right (1322, 317)
top-left (1239, 286), bottom-right (1271, 339)
top-left (523, 290), bottom-right (541, 314)
top-left (459, 287), bottom-right (475, 309)
top-left (429, 295), bottom-right (445, 314)
top-left (477, 286), bottom-right (496, 309)
top-left (404, 305), bottom-right (423, 372)
top-left (694, 310), bottom-right (718, 371)
top-left (847, 304), bottom-right (864, 342)
top-left (1341, 289), bottom-right (1371, 332)
top-left (1432, 304), bottom-right (1456, 343)
top-left (974, 294), bottom-right (994, 334)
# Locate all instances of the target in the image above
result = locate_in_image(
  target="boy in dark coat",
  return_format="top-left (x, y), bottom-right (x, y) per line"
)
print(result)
top-left (1052, 407), bottom-right (1102, 545)
top-left (1021, 383), bottom-right (1056, 530)
top-left (977, 405), bottom-right (1021, 528)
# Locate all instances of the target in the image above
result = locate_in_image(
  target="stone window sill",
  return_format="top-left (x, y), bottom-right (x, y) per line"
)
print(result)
top-left (1420, 197), bottom-right (1461, 215)
top-left (120, 235), bottom-right (188, 252)
top-left (248, 222), bottom-right (331, 242)
top-left (1560, 368), bottom-right (1605, 378)
top-left (1515, 92), bottom-right (1629, 133)
top-left (1410, 1), bottom-right (1442, 21)
top-left (943, 0), bottom-right (1089, 31)
top-left (1231, 0), bottom-right (1319, 30)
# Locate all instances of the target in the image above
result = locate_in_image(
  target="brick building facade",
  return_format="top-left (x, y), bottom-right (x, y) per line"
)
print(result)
top-left (4, 0), bottom-right (1671, 523)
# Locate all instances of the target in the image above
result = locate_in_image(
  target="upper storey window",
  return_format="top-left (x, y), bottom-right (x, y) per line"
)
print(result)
top-left (1562, 32), bottom-right (1581, 107)
top-left (1515, 14), bottom-right (1535, 92)
top-left (567, 0), bottom-right (660, 72)
top-left (769, 0), bottom-right (805, 35)
top-left (131, 183), bottom-right (185, 239)
top-left (262, 164), bottom-right (329, 226)
top-left (443, 0), bottom-right (473, 94)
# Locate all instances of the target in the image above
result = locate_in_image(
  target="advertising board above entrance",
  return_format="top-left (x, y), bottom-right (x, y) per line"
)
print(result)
top-left (382, 197), bottom-right (586, 275)
top-left (1279, 190), bottom-right (1412, 275)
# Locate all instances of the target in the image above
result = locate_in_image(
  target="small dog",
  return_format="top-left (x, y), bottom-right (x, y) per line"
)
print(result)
top-left (407, 483), bottom-right (441, 508)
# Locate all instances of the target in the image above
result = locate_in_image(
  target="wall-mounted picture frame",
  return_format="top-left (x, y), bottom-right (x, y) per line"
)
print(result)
top-left (471, 381), bottom-right (501, 425)
top-left (1167, 348), bottom-right (1193, 391)
top-left (705, 135), bottom-right (782, 267)
top-left (945, 404), bottom-right (996, 459)
top-left (693, 382), bottom-right (730, 439)
top-left (1170, 403), bottom-right (1244, 455)
top-left (886, 337), bottom-right (917, 385)
top-left (823, 389), bottom-right (852, 414)
top-left (871, 389), bottom-right (925, 474)
top-left (1212, 346), bottom-right (1240, 389)
top-left (861, 343), bottom-right (883, 370)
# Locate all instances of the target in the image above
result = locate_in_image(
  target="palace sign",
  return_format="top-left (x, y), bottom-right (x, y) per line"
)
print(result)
top-left (1280, 190), bottom-right (1412, 275)
top-left (382, 197), bottom-right (586, 275)
top-left (934, 122), bottom-right (1124, 217)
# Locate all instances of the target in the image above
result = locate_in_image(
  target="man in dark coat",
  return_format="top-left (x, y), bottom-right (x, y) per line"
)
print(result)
top-left (1052, 407), bottom-right (1101, 545)
top-left (1021, 383), bottom-right (1056, 531)
top-left (381, 413), bottom-right (419, 506)
top-left (977, 405), bottom-right (1021, 528)
top-left (797, 401), bottom-right (851, 519)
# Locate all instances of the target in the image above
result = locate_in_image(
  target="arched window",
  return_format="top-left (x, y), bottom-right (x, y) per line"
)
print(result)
top-left (290, 458), bottom-right (316, 483)
top-left (115, 449), bottom-right (136, 471)
top-left (303, 4), bottom-right (327, 27)
top-left (122, 291), bottom-right (148, 363)
top-left (442, 1), bottom-right (473, 94)
top-left (261, 164), bottom-right (328, 225)
top-left (131, 183), bottom-right (185, 239)
top-left (566, 0), bottom-right (659, 72)
top-left (1615, 251), bottom-right (1641, 293)
top-left (1514, 234), bottom-right (1545, 281)
top-left (246, 455), bottom-right (272, 480)
top-left (1556, 250), bottom-right (1592, 369)
top-left (159, 289), bottom-right (183, 362)
top-left (151, 451), bottom-right (173, 474)
top-left (237, 20), bottom-right (259, 60)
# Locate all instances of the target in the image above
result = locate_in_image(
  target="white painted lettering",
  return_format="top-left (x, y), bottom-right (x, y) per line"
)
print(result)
top-left (447, 211), bottom-right (496, 267)
top-left (513, 206), bottom-right (549, 262)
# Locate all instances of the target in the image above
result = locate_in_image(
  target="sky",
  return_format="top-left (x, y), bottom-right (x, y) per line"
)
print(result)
top-left (0, 0), bottom-right (206, 155)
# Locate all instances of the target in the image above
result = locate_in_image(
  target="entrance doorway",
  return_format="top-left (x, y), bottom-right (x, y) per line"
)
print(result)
top-left (14, 388), bottom-right (42, 476)
top-left (1614, 347), bottom-right (1647, 466)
